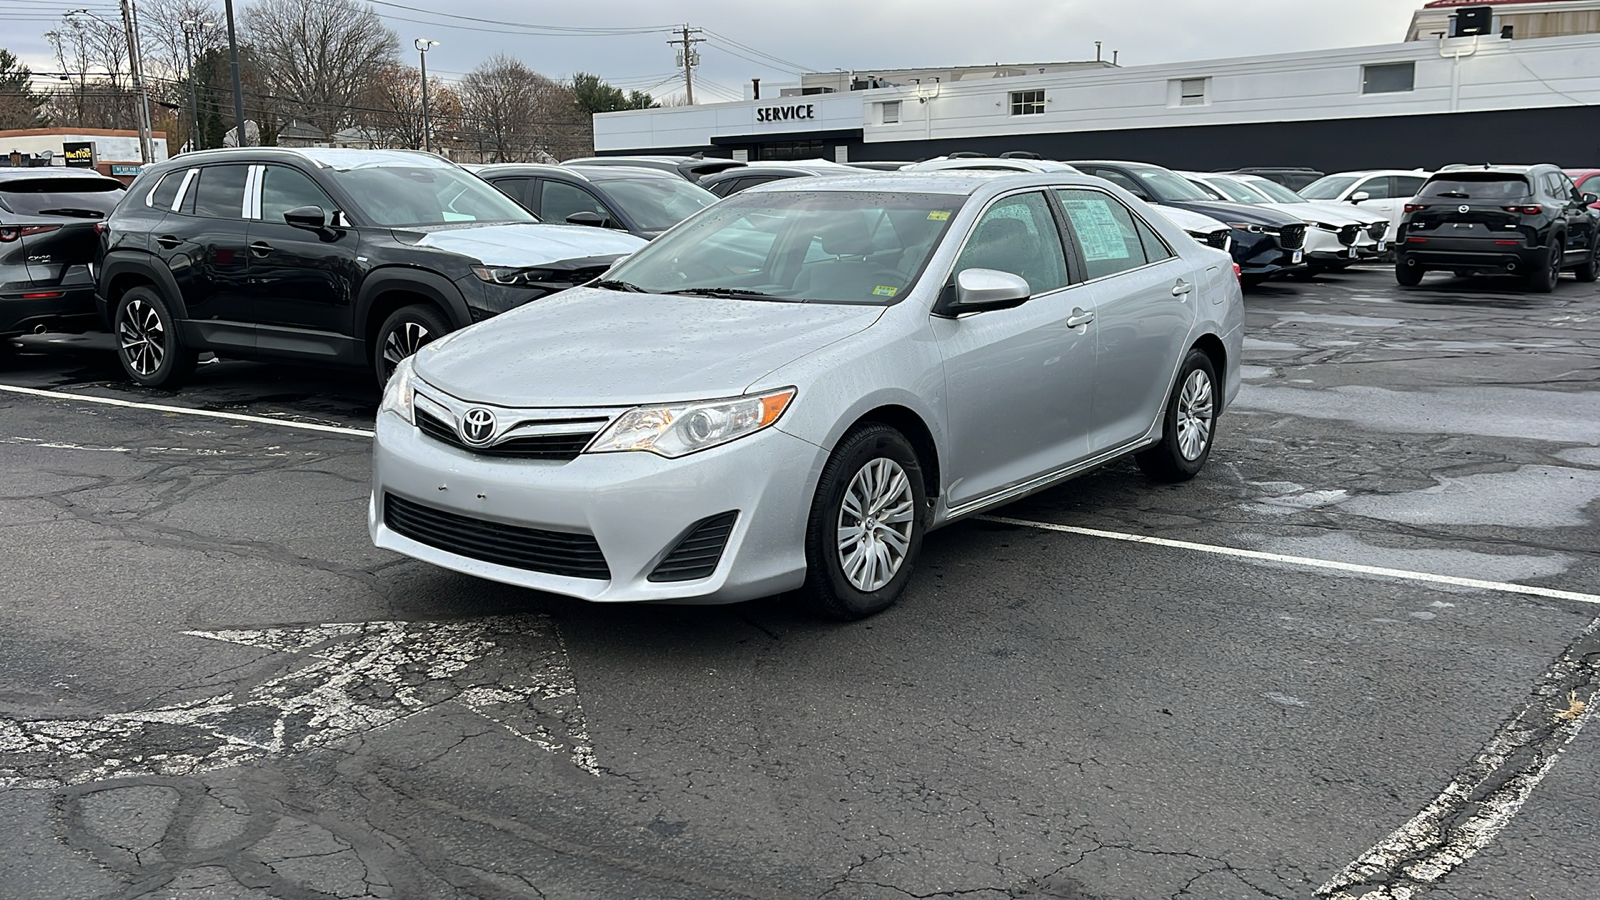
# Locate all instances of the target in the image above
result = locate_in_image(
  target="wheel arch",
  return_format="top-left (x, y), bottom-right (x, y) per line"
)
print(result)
top-left (99, 251), bottom-right (186, 327)
top-left (1188, 332), bottom-right (1228, 415)
top-left (355, 268), bottom-right (471, 365)
top-left (837, 404), bottom-right (942, 508)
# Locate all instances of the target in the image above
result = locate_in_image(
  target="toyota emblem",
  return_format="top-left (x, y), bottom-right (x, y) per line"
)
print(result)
top-left (1459, 205), bottom-right (1470, 213)
top-left (459, 407), bottom-right (496, 445)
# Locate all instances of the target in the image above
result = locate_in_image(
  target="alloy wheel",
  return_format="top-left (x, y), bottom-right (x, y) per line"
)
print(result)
top-left (836, 457), bottom-right (916, 592)
top-left (118, 299), bottom-right (165, 377)
top-left (382, 321), bottom-right (431, 380)
top-left (1176, 369), bottom-right (1214, 461)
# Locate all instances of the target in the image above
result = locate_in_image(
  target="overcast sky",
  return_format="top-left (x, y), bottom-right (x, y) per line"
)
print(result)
top-left (9, 0), bottom-right (1423, 102)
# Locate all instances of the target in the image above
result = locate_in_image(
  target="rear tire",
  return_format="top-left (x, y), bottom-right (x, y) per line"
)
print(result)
top-left (1395, 260), bottom-right (1424, 287)
top-left (374, 304), bottom-right (451, 386)
top-left (1526, 241), bottom-right (1561, 293)
top-left (115, 286), bottom-right (196, 388)
top-left (797, 424), bottom-right (926, 621)
top-left (1575, 239), bottom-right (1599, 283)
top-left (1136, 349), bottom-right (1217, 484)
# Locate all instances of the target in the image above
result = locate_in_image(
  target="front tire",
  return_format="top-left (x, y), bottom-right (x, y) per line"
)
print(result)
top-left (1136, 349), bottom-right (1217, 483)
top-left (374, 304), bottom-right (451, 385)
top-left (797, 424), bottom-right (926, 621)
top-left (115, 286), bottom-right (195, 388)
top-left (1526, 241), bottom-right (1561, 293)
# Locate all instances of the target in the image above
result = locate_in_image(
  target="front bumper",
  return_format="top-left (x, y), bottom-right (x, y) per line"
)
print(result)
top-left (1234, 231), bottom-right (1303, 277)
top-left (370, 410), bottom-right (826, 603)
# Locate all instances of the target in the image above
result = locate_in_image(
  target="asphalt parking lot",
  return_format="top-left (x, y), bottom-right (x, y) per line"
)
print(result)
top-left (1, 267), bottom-right (1596, 900)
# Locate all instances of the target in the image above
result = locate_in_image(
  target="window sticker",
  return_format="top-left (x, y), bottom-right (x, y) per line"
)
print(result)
top-left (872, 285), bottom-right (899, 297)
top-left (927, 210), bottom-right (951, 221)
top-left (1060, 198), bottom-right (1132, 262)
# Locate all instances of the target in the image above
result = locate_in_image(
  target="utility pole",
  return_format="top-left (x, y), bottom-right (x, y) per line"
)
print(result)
top-left (116, 0), bottom-right (155, 163)
top-left (668, 25), bottom-right (704, 105)
top-left (414, 39), bottom-right (438, 153)
top-left (181, 19), bottom-right (211, 152)
top-left (223, 0), bottom-right (246, 146)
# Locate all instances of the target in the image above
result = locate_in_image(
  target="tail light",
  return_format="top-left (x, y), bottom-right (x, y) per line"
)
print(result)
top-left (1232, 263), bottom-right (1241, 280)
top-left (0, 224), bottom-right (60, 242)
top-left (1403, 203), bottom-right (1428, 213)
top-left (93, 223), bottom-right (106, 236)
top-left (1503, 205), bottom-right (1543, 215)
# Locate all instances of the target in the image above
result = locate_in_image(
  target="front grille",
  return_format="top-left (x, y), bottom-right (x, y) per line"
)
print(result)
top-left (383, 493), bottom-right (610, 580)
top-left (1337, 224), bottom-right (1360, 246)
top-left (649, 512), bottom-right (738, 582)
top-left (1275, 223), bottom-right (1307, 251)
top-left (416, 408), bottom-right (603, 461)
top-left (1203, 230), bottom-right (1231, 251)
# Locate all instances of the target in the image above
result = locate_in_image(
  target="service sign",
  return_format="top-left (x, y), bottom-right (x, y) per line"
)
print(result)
top-left (756, 103), bottom-right (816, 125)
top-left (62, 141), bottom-right (96, 168)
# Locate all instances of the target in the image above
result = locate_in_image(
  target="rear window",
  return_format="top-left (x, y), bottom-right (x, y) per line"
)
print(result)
top-left (1420, 175), bottom-right (1531, 201)
top-left (0, 177), bottom-right (125, 218)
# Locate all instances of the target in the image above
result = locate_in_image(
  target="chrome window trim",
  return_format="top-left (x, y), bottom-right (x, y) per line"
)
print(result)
top-left (143, 171), bottom-right (167, 207)
top-left (171, 168), bottom-right (198, 212)
top-left (243, 165), bottom-right (263, 219)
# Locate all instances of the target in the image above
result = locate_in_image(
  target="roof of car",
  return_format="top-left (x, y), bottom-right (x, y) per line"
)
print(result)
top-left (476, 162), bottom-right (584, 179)
top-left (566, 164), bottom-right (686, 181)
top-left (1435, 163), bottom-right (1554, 174)
top-left (0, 168), bottom-right (125, 183)
top-left (739, 170), bottom-right (1114, 197)
top-left (148, 147), bottom-right (453, 171)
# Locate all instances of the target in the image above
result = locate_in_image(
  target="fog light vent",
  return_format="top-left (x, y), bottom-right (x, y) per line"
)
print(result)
top-left (649, 511), bottom-right (739, 582)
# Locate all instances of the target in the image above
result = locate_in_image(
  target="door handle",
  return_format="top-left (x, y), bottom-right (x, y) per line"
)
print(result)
top-left (1172, 280), bottom-right (1194, 296)
top-left (1065, 308), bottom-right (1095, 328)
top-left (249, 241), bottom-right (274, 257)
top-left (155, 235), bottom-right (181, 250)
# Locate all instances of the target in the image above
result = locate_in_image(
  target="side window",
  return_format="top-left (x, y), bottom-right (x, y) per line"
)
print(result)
top-left (1393, 175), bottom-right (1426, 198)
top-left (1086, 168), bottom-right (1152, 200)
top-left (487, 177), bottom-right (531, 206)
top-left (1188, 179), bottom-right (1225, 201)
top-left (1558, 173), bottom-right (1582, 202)
top-left (954, 192), bottom-right (1069, 295)
top-left (1055, 188), bottom-right (1151, 280)
top-left (1355, 177), bottom-right (1391, 200)
top-left (539, 181), bottom-right (609, 224)
top-left (259, 166), bottom-right (335, 224)
top-left (1133, 215), bottom-right (1174, 262)
top-left (147, 170), bottom-right (185, 210)
top-left (189, 165), bottom-right (250, 218)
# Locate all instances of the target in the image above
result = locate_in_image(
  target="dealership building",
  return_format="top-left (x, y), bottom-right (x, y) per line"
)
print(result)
top-left (593, 2), bottom-right (1600, 171)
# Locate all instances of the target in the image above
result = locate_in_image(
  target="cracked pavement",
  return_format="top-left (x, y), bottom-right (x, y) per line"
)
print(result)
top-left (0, 268), bottom-right (1595, 899)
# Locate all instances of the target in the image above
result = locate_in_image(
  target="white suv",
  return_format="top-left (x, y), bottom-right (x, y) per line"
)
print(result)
top-left (1299, 170), bottom-right (1432, 244)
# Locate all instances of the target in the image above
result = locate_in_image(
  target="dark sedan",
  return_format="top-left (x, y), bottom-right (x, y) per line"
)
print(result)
top-left (1070, 161), bottom-right (1307, 285)
top-left (477, 163), bottom-right (717, 240)
top-left (699, 162), bottom-right (857, 197)
top-left (1, 168), bottom-right (125, 344)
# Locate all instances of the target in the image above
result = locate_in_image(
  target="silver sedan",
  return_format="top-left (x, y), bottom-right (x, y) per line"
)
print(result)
top-left (370, 173), bottom-right (1244, 619)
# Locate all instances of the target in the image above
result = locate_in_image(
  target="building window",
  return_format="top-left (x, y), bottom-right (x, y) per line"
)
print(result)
top-left (1362, 62), bottom-right (1415, 94)
top-left (758, 140), bottom-right (826, 161)
top-left (1009, 90), bottom-right (1045, 116)
top-left (881, 100), bottom-right (900, 124)
top-left (1175, 78), bottom-right (1208, 106)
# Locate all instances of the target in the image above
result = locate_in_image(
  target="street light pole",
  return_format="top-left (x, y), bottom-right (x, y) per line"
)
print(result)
top-left (414, 39), bottom-right (438, 153)
top-left (223, 0), bottom-right (246, 146)
top-left (180, 20), bottom-right (211, 152)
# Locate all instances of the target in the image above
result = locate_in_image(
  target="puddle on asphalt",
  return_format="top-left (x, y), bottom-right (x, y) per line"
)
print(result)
top-left (1239, 365), bottom-right (1276, 380)
top-left (1340, 465), bottom-right (1600, 528)
top-left (1243, 531), bottom-right (1578, 584)
top-left (1556, 447), bottom-right (1600, 467)
top-left (1266, 312), bottom-right (1409, 328)
top-left (1243, 338), bottom-right (1303, 352)
top-left (1233, 384), bottom-right (1600, 444)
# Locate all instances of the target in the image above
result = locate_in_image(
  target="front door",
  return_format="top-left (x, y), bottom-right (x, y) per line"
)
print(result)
top-left (247, 164), bottom-right (363, 362)
top-left (933, 191), bottom-right (1097, 509)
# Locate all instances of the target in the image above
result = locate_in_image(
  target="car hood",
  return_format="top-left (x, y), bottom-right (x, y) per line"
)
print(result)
top-left (1301, 201), bottom-right (1387, 225)
top-left (400, 223), bottom-right (647, 266)
top-left (1150, 205), bottom-right (1228, 232)
top-left (1163, 199), bottom-right (1304, 227)
top-left (412, 288), bottom-right (886, 407)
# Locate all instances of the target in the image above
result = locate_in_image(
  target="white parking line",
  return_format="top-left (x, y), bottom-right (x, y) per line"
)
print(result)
top-left (979, 515), bottom-right (1600, 607)
top-left (0, 383), bottom-right (375, 437)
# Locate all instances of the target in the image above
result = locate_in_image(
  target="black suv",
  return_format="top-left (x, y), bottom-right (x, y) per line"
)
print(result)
top-left (1, 168), bottom-right (125, 346)
top-left (98, 148), bottom-right (645, 387)
top-left (1396, 164), bottom-right (1600, 292)
top-left (475, 163), bottom-right (716, 240)
top-left (1070, 160), bottom-right (1307, 285)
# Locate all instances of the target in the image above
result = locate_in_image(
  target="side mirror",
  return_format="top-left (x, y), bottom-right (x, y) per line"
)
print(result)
top-left (940, 268), bottom-right (1031, 316)
top-left (283, 205), bottom-right (328, 230)
top-left (1582, 192), bottom-right (1599, 206)
top-left (1348, 191), bottom-right (1371, 203)
top-left (566, 210), bottom-right (613, 228)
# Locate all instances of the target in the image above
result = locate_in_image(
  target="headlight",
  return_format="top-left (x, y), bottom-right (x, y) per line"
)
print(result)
top-left (472, 265), bottom-right (538, 285)
top-left (587, 387), bottom-right (796, 458)
top-left (1226, 223), bottom-right (1265, 233)
top-left (379, 356), bottom-right (416, 425)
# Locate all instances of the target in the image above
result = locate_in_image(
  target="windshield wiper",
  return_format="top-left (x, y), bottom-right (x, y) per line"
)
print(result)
top-left (591, 278), bottom-right (649, 292)
top-left (1433, 191), bottom-right (1471, 199)
top-left (662, 287), bottom-right (794, 301)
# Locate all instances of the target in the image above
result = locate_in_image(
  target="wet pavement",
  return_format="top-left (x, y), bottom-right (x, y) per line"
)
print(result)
top-left (0, 267), bottom-right (1596, 899)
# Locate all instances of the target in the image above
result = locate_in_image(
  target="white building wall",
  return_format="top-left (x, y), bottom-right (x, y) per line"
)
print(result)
top-left (0, 132), bottom-right (169, 163)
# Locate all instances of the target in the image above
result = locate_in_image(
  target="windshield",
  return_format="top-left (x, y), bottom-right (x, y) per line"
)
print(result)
top-left (1419, 175), bottom-right (1531, 200)
top-left (603, 190), bottom-right (964, 305)
top-left (587, 175), bottom-right (717, 232)
top-left (1299, 174), bottom-right (1361, 200)
top-left (0, 177), bottom-right (124, 218)
top-left (324, 164), bottom-right (535, 227)
top-left (1128, 167), bottom-right (1211, 202)
top-left (1239, 177), bottom-right (1307, 203)
top-left (1208, 176), bottom-right (1273, 204)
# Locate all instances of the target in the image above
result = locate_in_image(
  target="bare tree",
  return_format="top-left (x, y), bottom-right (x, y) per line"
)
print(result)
top-left (44, 15), bottom-right (135, 129)
top-left (136, 0), bottom-right (226, 86)
top-left (242, 0), bottom-right (398, 135)
top-left (459, 55), bottom-right (589, 163)
top-left (359, 62), bottom-right (460, 150)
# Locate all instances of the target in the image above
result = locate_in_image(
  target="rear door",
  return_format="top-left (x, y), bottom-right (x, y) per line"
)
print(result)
top-left (166, 164), bottom-right (254, 350)
top-left (246, 163), bottom-right (363, 360)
